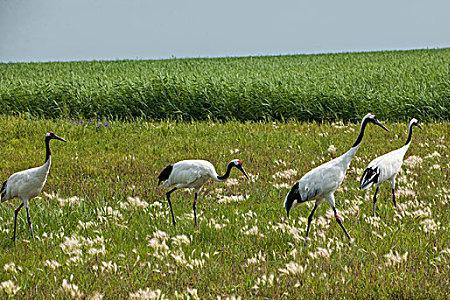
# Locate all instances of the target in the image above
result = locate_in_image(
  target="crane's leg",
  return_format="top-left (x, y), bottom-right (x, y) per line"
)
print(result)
top-left (166, 188), bottom-right (177, 226)
top-left (193, 192), bottom-right (198, 227)
top-left (390, 177), bottom-right (397, 208)
top-left (334, 207), bottom-right (351, 240)
top-left (12, 203), bottom-right (24, 241)
top-left (391, 189), bottom-right (397, 208)
top-left (25, 202), bottom-right (34, 238)
top-left (326, 194), bottom-right (351, 240)
top-left (372, 186), bottom-right (380, 217)
top-left (306, 201), bottom-right (319, 238)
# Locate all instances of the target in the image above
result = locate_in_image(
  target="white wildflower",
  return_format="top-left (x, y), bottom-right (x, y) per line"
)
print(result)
top-left (0, 280), bottom-right (20, 296)
top-left (58, 196), bottom-right (82, 207)
top-left (274, 159), bottom-right (287, 166)
top-left (241, 225), bottom-right (264, 237)
top-left (247, 173), bottom-right (259, 182)
top-left (272, 169), bottom-right (297, 180)
top-left (61, 279), bottom-right (83, 299)
top-left (43, 191), bottom-right (58, 199)
top-left (3, 262), bottom-right (21, 274)
top-left (309, 247), bottom-right (331, 259)
top-left (252, 273), bottom-right (274, 290)
top-left (88, 292), bottom-right (104, 300)
top-left (44, 260), bottom-right (62, 270)
top-left (77, 220), bottom-right (96, 230)
top-left (384, 250), bottom-right (408, 266)
top-left (404, 156), bottom-right (423, 168)
top-left (153, 230), bottom-right (168, 240)
top-left (430, 164), bottom-right (441, 170)
top-left (149, 201), bottom-right (163, 209)
top-left (60, 236), bottom-right (83, 256)
top-left (217, 194), bottom-right (248, 204)
top-left (245, 251), bottom-right (266, 266)
top-left (272, 183), bottom-right (290, 189)
top-left (225, 178), bottom-right (239, 187)
top-left (100, 261), bottom-right (118, 273)
top-left (186, 287), bottom-right (199, 300)
top-left (129, 288), bottom-right (166, 299)
top-left (278, 261), bottom-right (307, 275)
top-left (207, 218), bottom-right (228, 230)
top-left (420, 218), bottom-right (440, 234)
top-left (396, 189), bottom-right (416, 198)
top-left (127, 196), bottom-right (149, 209)
top-left (327, 144), bottom-right (337, 156)
top-left (425, 151), bottom-right (441, 159)
top-left (171, 235), bottom-right (190, 246)
top-left (97, 206), bottom-right (123, 223)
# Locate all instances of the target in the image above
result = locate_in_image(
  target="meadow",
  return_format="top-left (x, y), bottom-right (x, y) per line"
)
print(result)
top-left (1, 48), bottom-right (450, 122)
top-left (0, 116), bottom-right (449, 299)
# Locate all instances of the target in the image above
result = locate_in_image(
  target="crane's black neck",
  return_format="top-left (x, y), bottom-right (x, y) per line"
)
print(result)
top-left (45, 136), bottom-right (52, 163)
top-left (352, 118), bottom-right (370, 148)
top-left (405, 123), bottom-right (415, 146)
top-left (217, 162), bottom-right (233, 181)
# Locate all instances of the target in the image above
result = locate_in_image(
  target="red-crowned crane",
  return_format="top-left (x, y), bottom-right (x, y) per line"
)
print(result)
top-left (360, 118), bottom-right (421, 216)
top-left (284, 113), bottom-right (388, 241)
top-left (1, 132), bottom-right (66, 241)
top-left (158, 159), bottom-right (249, 226)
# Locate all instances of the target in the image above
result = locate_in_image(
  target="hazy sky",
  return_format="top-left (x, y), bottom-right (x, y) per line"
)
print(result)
top-left (1, 0), bottom-right (449, 62)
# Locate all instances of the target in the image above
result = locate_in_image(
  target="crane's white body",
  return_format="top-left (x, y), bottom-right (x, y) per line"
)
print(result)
top-left (361, 145), bottom-right (408, 190)
top-left (1, 159), bottom-right (51, 203)
top-left (161, 160), bottom-right (221, 190)
top-left (159, 158), bottom-right (247, 226)
top-left (294, 147), bottom-right (358, 206)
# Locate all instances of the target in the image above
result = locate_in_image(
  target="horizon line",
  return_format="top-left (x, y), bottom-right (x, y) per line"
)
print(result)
top-left (1, 46), bottom-right (449, 65)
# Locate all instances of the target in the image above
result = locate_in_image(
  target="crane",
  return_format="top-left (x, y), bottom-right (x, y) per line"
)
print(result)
top-left (1, 132), bottom-right (66, 241)
top-left (360, 118), bottom-right (421, 216)
top-left (158, 159), bottom-right (248, 226)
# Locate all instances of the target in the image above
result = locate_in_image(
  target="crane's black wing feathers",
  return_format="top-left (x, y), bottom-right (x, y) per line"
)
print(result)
top-left (360, 167), bottom-right (379, 189)
top-left (158, 165), bottom-right (173, 185)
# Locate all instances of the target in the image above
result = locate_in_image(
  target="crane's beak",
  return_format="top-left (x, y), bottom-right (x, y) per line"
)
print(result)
top-left (54, 135), bottom-right (67, 142)
top-left (237, 165), bottom-right (249, 179)
top-left (417, 123), bottom-right (422, 129)
top-left (375, 119), bottom-right (389, 132)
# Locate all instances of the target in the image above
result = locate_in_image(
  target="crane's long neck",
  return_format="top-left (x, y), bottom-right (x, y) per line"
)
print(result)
top-left (342, 118), bottom-right (370, 166)
top-left (352, 118), bottom-right (370, 148)
top-left (404, 123), bottom-right (415, 146)
top-left (45, 137), bottom-right (52, 164)
top-left (217, 162), bottom-right (233, 181)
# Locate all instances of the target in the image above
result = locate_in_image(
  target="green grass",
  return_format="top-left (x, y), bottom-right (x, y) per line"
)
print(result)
top-left (0, 116), bottom-right (449, 298)
top-left (1, 48), bottom-right (450, 121)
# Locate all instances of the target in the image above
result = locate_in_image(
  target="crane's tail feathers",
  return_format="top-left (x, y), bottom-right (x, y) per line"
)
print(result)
top-left (360, 167), bottom-right (379, 190)
top-left (158, 165), bottom-right (173, 185)
top-left (285, 182), bottom-right (302, 208)
top-left (0, 180), bottom-right (7, 202)
top-left (360, 181), bottom-right (373, 190)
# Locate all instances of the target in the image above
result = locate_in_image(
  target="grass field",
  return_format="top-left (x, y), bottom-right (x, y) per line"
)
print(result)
top-left (1, 48), bottom-right (450, 121)
top-left (0, 116), bottom-right (448, 298)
